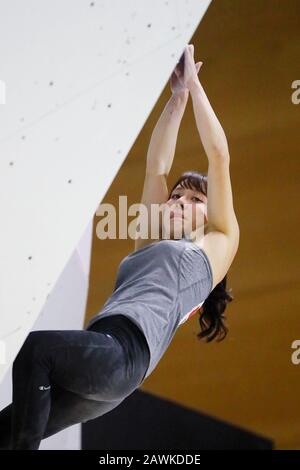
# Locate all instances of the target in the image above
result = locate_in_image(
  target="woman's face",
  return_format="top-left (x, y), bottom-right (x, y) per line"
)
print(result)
top-left (161, 184), bottom-right (208, 239)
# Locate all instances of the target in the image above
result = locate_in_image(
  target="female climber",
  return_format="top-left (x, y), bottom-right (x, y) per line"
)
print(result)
top-left (0, 44), bottom-right (239, 449)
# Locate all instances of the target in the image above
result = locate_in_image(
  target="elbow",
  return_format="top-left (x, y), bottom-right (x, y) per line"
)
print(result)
top-left (208, 144), bottom-right (230, 162)
top-left (232, 218), bottom-right (240, 254)
top-left (209, 215), bottom-right (240, 242)
top-left (223, 217), bottom-right (240, 252)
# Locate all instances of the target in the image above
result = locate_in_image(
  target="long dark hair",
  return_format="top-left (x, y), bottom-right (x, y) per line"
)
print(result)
top-left (168, 171), bottom-right (234, 342)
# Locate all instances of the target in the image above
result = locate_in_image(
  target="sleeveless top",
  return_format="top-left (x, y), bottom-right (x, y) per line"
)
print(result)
top-left (86, 235), bottom-right (213, 383)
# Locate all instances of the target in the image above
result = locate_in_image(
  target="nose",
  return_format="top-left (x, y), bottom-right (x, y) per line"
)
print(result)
top-left (175, 196), bottom-right (187, 207)
top-left (171, 198), bottom-right (185, 214)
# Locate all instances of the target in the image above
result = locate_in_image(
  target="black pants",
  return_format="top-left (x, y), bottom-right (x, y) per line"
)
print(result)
top-left (0, 315), bottom-right (150, 450)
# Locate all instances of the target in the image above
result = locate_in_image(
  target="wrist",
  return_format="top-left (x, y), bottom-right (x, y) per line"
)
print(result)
top-left (171, 89), bottom-right (189, 102)
top-left (188, 79), bottom-right (202, 95)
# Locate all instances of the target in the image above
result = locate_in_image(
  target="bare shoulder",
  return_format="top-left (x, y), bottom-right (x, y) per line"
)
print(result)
top-left (193, 224), bottom-right (240, 290)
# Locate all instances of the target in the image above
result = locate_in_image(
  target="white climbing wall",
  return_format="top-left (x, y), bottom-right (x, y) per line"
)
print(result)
top-left (0, 219), bottom-right (93, 449)
top-left (0, 0), bottom-right (212, 448)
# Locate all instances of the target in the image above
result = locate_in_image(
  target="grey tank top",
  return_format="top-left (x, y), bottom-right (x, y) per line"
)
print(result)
top-left (86, 236), bottom-right (213, 382)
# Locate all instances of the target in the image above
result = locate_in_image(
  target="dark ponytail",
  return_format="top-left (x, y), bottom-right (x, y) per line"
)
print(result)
top-left (197, 275), bottom-right (233, 342)
top-left (168, 171), bottom-right (235, 343)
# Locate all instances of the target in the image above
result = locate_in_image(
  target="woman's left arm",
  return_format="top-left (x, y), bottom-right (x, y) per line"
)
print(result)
top-left (189, 78), bottom-right (239, 238)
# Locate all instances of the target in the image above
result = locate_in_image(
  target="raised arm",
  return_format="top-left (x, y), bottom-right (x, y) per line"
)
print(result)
top-left (145, 88), bottom-right (189, 176)
top-left (186, 45), bottom-right (239, 238)
top-left (179, 44), bottom-right (240, 287)
top-left (134, 73), bottom-right (189, 250)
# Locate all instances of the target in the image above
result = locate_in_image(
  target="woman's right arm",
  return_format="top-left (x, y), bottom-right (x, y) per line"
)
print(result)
top-left (145, 89), bottom-right (189, 176)
top-left (134, 90), bottom-right (189, 250)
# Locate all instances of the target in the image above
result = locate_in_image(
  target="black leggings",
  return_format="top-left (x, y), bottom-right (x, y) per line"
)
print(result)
top-left (0, 315), bottom-right (150, 450)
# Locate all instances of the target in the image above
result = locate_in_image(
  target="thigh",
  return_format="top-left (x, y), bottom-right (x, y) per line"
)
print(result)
top-left (28, 329), bottom-right (137, 401)
top-left (0, 386), bottom-right (125, 447)
top-left (44, 382), bottom-right (125, 439)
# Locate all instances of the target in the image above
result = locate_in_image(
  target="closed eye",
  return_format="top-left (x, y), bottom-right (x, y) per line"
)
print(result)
top-left (192, 197), bottom-right (203, 203)
top-left (171, 193), bottom-right (203, 203)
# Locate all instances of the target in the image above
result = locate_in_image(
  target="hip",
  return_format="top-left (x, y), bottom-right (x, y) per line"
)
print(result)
top-left (86, 314), bottom-right (150, 385)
